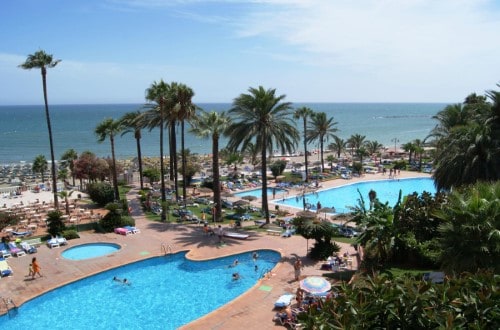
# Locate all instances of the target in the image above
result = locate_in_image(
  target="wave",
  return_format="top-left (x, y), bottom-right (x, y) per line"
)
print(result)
top-left (372, 115), bottom-right (433, 119)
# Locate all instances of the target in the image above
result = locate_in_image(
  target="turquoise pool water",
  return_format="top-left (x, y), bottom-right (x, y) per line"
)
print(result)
top-left (61, 243), bottom-right (121, 260)
top-left (276, 177), bottom-right (436, 213)
top-left (234, 187), bottom-right (286, 199)
top-left (0, 250), bottom-right (280, 329)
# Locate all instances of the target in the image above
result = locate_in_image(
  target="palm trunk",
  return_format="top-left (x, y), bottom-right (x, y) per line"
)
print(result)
top-left (110, 135), bottom-right (120, 201)
top-left (261, 134), bottom-right (270, 224)
top-left (159, 110), bottom-right (166, 221)
top-left (135, 132), bottom-right (144, 190)
top-left (181, 120), bottom-right (187, 203)
top-left (212, 135), bottom-right (222, 221)
top-left (303, 117), bottom-right (309, 183)
top-left (320, 137), bottom-right (325, 172)
top-left (41, 68), bottom-right (58, 208)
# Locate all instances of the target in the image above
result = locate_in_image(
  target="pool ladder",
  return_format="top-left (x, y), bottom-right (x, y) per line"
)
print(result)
top-left (161, 243), bottom-right (172, 256)
top-left (1, 297), bottom-right (17, 318)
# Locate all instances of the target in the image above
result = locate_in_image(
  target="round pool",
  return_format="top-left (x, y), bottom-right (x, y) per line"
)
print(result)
top-left (62, 243), bottom-right (121, 260)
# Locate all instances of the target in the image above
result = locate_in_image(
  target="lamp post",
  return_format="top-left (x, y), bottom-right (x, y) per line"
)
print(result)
top-left (391, 138), bottom-right (399, 154)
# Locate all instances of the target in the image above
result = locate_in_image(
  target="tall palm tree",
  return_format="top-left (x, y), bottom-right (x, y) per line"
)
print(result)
top-left (119, 111), bottom-right (145, 190)
top-left (190, 110), bottom-right (231, 221)
top-left (142, 80), bottom-right (173, 221)
top-left (227, 86), bottom-right (299, 223)
top-left (60, 149), bottom-right (78, 186)
top-left (402, 141), bottom-right (416, 164)
top-left (95, 118), bottom-right (121, 201)
top-left (19, 50), bottom-right (61, 207)
top-left (294, 106), bottom-right (314, 183)
top-left (174, 83), bottom-right (196, 203)
top-left (366, 140), bottom-right (383, 165)
top-left (306, 112), bottom-right (338, 172)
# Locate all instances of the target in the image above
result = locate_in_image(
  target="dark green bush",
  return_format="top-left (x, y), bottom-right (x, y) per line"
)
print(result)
top-left (98, 202), bottom-right (135, 233)
top-left (297, 270), bottom-right (500, 329)
top-left (87, 182), bottom-right (115, 206)
top-left (46, 210), bottom-right (66, 237)
top-left (61, 229), bottom-right (80, 240)
top-left (310, 240), bottom-right (340, 260)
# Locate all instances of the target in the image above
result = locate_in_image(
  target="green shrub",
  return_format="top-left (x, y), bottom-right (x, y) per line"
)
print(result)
top-left (310, 240), bottom-right (340, 260)
top-left (98, 202), bottom-right (135, 233)
top-left (61, 229), bottom-right (80, 240)
top-left (87, 182), bottom-right (114, 206)
top-left (46, 210), bottom-right (66, 237)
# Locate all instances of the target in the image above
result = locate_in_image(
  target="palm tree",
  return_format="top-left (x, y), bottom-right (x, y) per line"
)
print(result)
top-left (434, 181), bottom-right (500, 273)
top-left (174, 83), bottom-right (196, 203)
top-left (141, 80), bottom-right (174, 221)
top-left (32, 154), bottom-right (48, 183)
top-left (95, 118), bottom-right (121, 201)
top-left (347, 134), bottom-right (366, 156)
top-left (402, 142), bottom-right (416, 164)
top-left (119, 111), bottom-right (145, 190)
top-left (58, 190), bottom-right (74, 215)
top-left (19, 50), bottom-right (61, 207)
top-left (329, 136), bottom-right (347, 160)
top-left (190, 110), bottom-right (231, 221)
top-left (306, 112), bottom-right (338, 172)
top-left (60, 149), bottom-right (78, 187)
top-left (431, 86), bottom-right (500, 190)
top-left (294, 107), bottom-right (315, 182)
top-left (227, 86), bottom-right (299, 223)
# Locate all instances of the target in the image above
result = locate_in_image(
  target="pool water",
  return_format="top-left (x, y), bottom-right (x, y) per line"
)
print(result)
top-left (0, 250), bottom-right (280, 329)
top-left (276, 177), bottom-right (436, 213)
top-left (234, 188), bottom-right (286, 199)
top-left (62, 243), bottom-right (121, 260)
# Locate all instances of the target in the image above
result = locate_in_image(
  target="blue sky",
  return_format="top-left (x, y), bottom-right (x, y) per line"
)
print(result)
top-left (1, 0), bottom-right (499, 105)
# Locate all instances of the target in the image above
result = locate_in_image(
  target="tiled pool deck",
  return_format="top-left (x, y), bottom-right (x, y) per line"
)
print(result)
top-left (0, 171), bottom-right (430, 329)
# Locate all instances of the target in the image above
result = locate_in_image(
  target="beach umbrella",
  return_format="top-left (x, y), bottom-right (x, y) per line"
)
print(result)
top-left (197, 187), bottom-right (213, 196)
top-left (296, 210), bottom-right (317, 219)
top-left (299, 276), bottom-right (331, 295)
top-left (233, 200), bottom-right (250, 207)
top-left (241, 195), bottom-right (257, 202)
top-left (318, 207), bottom-right (335, 220)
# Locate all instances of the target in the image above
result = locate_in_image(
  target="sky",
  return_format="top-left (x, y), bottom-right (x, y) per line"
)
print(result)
top-left (1, 0), bottom-right (499, 105)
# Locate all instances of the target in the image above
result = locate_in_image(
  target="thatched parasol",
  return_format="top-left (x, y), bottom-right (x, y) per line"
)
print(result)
top-left (241, 195), bottom-right (257, 201)
top-left (295, 210), bottom-right (317, 219)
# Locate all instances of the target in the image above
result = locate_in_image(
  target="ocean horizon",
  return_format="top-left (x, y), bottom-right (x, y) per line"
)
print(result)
top-left (0, 102), bottom-right (444, 165)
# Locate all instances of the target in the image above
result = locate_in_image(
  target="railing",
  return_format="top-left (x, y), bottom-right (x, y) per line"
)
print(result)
top-left (160, 243), bottom-right (172, 256)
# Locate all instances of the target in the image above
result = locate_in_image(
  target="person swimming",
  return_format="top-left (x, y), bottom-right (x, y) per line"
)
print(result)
top-left (229, 259), bottom-right (239, 268)
top-left (232, 272), bottom-right (240, 281)
top-left (113, 276), bottom-right (131, 285)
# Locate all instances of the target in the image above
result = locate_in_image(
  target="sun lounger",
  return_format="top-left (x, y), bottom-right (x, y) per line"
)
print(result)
top-left (124, 226), bottom-right (140, 234)
top-left (20, 241), bottom-right (37, 254)
top-left (0, 257), bottom-right (13, 277)
top-left (274, 293), bottom-right (295, 308)
top-left (223, 231), bottom-right (249, 240)
top-left (114, 227), bottom-right (132, 236)
top-left (46, 236), bottom-right (68, 248)
top-left (0, 243), bottom-right (12, 258)
top-left (8, 242), bottom-right (26, 257)
top-left (11, 230), bottom-right (33, 238)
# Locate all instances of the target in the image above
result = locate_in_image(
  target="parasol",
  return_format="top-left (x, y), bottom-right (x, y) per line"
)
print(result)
top-left (299, 276), bottom-right (331, 295)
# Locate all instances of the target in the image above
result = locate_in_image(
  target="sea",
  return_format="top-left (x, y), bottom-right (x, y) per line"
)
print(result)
top-left (0, 103), bottom-right (444, 165)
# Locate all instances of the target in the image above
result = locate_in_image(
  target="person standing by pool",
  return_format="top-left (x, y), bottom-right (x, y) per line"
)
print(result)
top-left (31, 257), bottom-right (42, 279)
top-left (217, 225), bottom-right (224, 244)
top-left (293, 258), bottom-right (303, 281)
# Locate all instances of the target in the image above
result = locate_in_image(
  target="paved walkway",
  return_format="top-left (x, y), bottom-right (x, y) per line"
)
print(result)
top-left (0, 171), bottom-right (430, 329)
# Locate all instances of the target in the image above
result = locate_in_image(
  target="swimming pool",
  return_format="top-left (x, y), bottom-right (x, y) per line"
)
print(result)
top-left (276, 177), bottom-right (436, 213)
top-left (61, 243), bottom-right (121, 260)
top-left (0, 250), bottom-right (280, 329)
top-left (234, 187), bottom-right (287, 199)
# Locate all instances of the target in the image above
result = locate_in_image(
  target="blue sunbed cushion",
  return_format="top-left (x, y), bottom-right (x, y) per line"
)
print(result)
top-left (274, 294), bottom-right (295, 308)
